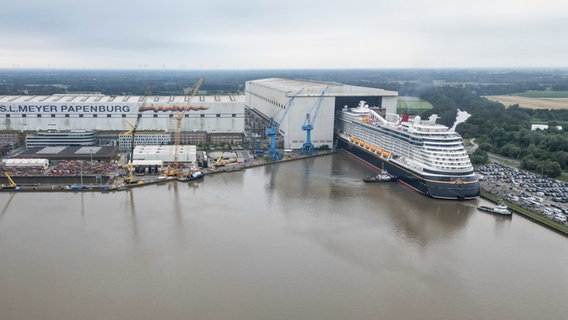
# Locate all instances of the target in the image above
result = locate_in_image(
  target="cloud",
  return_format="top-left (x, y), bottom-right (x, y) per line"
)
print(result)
top-left (1, 0), bottom-right (567, 69)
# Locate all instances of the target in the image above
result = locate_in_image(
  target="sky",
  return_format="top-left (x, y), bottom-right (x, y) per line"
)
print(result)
top-left (1, 0), bottom-right (567, 70)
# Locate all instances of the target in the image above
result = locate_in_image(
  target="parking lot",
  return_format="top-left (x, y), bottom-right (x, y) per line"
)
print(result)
top-left (476, 162), bottom-right (568, 225)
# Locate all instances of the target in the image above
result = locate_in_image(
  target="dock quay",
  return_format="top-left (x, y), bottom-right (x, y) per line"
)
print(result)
top-left (481, 190), bottom-right (568, 236)
top-left (477, 162), bottom-right (568, 237)
top-left (1, 150), bottom-right (335, 193)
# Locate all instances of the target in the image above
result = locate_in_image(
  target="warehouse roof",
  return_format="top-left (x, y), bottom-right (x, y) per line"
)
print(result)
top-left (0, 94), bottom-right (245, 104)
top-left (15, 146), bottom-right (119, 160)
top-left (246, 78), bottom-right (398, 97)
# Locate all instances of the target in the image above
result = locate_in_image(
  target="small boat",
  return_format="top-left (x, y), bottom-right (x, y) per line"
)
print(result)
top-left (188, 171), bottom-right (204, 181)
top-left (478, 203), bottom-right (512, 216)
top-left (363, 171), bottom-right (397, 183)
top-left (177, 171), bottom-right (205, 182)
top-left (115, 184), bottom-right (128, 191)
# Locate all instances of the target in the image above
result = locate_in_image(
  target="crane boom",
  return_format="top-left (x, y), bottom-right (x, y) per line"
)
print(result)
top-left (310, 85), bottom-right (329, 125)
top-left (265, 88), bottom-right (304, 161)
top-left (1, 172), bottom-right (19, 190)
top-left (122, 83), bottom-right (152, 184)
top-left (301, 86), bottom-right (329, 155)
top-left (168, 76), bottom-right (204, 176)
top-left (5, 172), bottom-right (16, 187)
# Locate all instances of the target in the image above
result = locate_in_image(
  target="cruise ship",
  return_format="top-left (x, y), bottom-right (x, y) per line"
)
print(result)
top-left (335, 101), bottom-right (480, 200)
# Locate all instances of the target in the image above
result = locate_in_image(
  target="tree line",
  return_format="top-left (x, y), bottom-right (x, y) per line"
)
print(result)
top-left (418, 87), bottom-right (568, 177)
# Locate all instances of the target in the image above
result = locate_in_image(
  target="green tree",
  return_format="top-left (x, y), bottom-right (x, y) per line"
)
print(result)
top-left (540, 160), bottom-right (562, 177)
top-left (470, 149), bottom-right (488, 164)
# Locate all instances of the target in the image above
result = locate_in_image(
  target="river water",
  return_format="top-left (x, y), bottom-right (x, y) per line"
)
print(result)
top-left (1, 152), bottom-right (567, 320)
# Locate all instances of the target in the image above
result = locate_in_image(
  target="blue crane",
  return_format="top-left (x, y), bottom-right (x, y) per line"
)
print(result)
top-left (265, 88), bottom-right (304, 161)
top-left (300, 86), bottom-right (329, 155)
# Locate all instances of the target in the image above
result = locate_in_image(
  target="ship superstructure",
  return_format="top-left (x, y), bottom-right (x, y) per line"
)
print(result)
top-left (335, 101), bottom-right (479, 200)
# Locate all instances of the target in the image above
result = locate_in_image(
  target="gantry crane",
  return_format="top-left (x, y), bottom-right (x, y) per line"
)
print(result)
top-left (166, 76), bottom-right (204, 177)
top-left (300, 86), bottom-right (329, 155)
top-left (122, 83), bottom-right (152, 184)
top-left (265, 88), bottom-right (304, 161)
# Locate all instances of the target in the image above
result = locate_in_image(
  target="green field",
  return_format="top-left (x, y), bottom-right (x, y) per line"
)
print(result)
top-left (397, 96), bottom-right (433, 114)
top-left (512, 90), bottom-right (568, 98)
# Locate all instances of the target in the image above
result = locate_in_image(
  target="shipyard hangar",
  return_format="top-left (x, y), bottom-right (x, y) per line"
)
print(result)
top-left (245, 78), bottom-right (398, 150)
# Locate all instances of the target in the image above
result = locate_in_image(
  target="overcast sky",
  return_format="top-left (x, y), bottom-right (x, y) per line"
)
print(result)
top-left (1, 0), bottom-right (567, 69)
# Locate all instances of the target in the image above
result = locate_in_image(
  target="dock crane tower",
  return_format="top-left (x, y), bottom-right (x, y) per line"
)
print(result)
top-left (265, 88), bottom-right (304, 161)
top-left (300, 86), bottom-right (329, 155)
top-left (167, 76), bottom-right (204, 177)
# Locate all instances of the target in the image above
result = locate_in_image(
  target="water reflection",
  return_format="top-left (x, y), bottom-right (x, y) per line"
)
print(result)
top-left (0, 192), bottom-right (16, 219)
top-left (267, 153), bottom-right (473, 248)
top-left (1, 154), bottom-right (567, 320)
top-left (80, 192), bottom-right (85, 217)
top-left (124, 188), bottom-right (139, 240)
top-left (380, 189), bottom-right (474, 247)
top-left (264, 163), bottom-right (280, 204)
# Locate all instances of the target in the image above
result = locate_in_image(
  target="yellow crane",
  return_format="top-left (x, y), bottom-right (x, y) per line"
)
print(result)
top-left (1, 172), bottom-right (19, 190)
top-left (166, 76), bottom-right (204, 177)
top-left (214, 151), bottom-right (225, 167)
top-left (122, 83), bottom-right (152, 184)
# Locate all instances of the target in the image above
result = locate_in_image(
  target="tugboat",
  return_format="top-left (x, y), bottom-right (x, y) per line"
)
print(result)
top-left (363, 170), bottom-right (397, 183)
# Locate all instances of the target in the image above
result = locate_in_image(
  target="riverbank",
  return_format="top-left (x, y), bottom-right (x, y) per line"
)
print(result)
top-left (481, 190), bottom-right (568, 236)
top-left (1, 150), bottom-right (336, 193)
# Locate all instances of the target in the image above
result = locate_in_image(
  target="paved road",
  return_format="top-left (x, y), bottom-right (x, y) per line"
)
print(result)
top-left (487, 152), bottom-right (521, 167)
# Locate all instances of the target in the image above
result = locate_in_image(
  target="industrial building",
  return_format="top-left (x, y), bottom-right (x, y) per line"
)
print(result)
top-left (15, 146), bottom-right (119, 161)
top-left (25, 130), bottom-right (97, 148)
top-left (132, 145), bottom-right (196, 163)
top-left (244, 78), bottom-right (398, 150)
top-left (118, 132), bottom-right (171, 152)
top-left (117, 131), bottom-right (243, 152)
top-left (125, 145), bottom-right (198, 174)
top-left (0, 78), bottom-right (397, 154)
top-left (0, 93), bottom-right (245, 140)
top-left (2, 158), bottom-right (49, 169)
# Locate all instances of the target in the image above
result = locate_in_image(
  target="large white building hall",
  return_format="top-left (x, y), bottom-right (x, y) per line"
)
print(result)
top-left (245, 78), bottom-right (398, 150)
top-left (0, 94), bottom-right (245, 133)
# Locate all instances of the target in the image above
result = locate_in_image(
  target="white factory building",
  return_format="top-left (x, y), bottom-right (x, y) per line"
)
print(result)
top-left (132, 145), bottom-right (196, 163)
top-left (245, 78), bottom-right (398, 150)
top-left (0, 94), bottom-right (245, 133)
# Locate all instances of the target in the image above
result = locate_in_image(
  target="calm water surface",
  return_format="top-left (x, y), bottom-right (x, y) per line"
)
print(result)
top-left (1, 152), bottom-right (567, 320)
